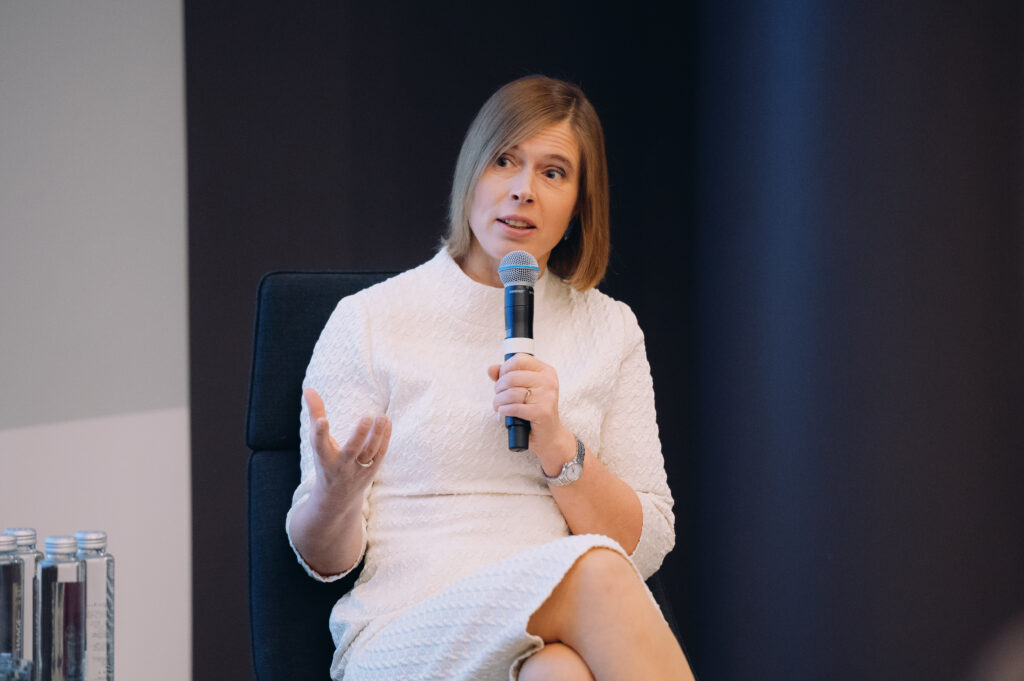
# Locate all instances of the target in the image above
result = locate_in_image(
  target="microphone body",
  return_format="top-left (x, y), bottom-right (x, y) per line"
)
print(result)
top-left (504, 284), bottom-right (534, 451)
top-left (498, 251), bottom-right (540, 452)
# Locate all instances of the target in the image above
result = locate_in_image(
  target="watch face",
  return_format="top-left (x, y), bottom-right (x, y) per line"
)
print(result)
top-left (565, 461), bottom-right (582, 481)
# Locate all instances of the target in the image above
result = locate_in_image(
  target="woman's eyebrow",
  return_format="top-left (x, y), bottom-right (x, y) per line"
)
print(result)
top-left (545, 154), bottom-right (576, 170)
top-left (505, 145), bottom-right (576, 171)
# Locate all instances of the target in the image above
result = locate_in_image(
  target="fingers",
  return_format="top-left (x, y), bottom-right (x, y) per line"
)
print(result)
top-left (365, 416), bottom-right (393, 464)
top-left (491, 355), bottom-right (571, 465)
top-left (490, 354), bottom-right (558, 417)
top-left (304, 387), bottom-right (327, 421)
top-left (493, 369), bottom-right (539, 392)
top-left (493, 353), bottom-right (543, 378)
top-left (313, 413), bottom-right (342, 458)
top-left (490, 354), bottom-right (550, 390)
top-left (493, 375), bottom-right (551, 417)
top-left (342, 416), bottom-right (374, 453)
top-left (493, 364), bottom-right (556, 398)
top-left (494, 391), bottom-right (540, 419)
top-left (304, 388), bottom-right (338, 454)
top-left (305, 389), bottom-right (392, 468)
top-left (493, 384), bottom-right (536, 407)
top-left (343, 415), bottom-right (392, 467)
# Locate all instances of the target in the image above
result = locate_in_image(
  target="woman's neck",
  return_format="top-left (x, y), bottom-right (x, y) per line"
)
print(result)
top-left (457, 252), bottom-right (503, 288)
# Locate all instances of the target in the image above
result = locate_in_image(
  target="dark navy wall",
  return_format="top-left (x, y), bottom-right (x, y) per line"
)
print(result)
top-left (695, 2), bottom-right (1023, 680)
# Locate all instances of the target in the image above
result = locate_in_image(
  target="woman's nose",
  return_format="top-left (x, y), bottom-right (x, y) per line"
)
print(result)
top-left (509, 171), bottom-right (535, 203)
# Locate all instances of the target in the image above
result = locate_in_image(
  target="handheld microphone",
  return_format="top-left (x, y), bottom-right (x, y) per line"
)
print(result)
top-left (498, 250), bottom-right (540, 452)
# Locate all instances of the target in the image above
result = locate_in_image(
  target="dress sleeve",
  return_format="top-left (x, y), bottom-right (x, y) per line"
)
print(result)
top-left (597, 301), bottom-right (675, 579)
top-left (285, 294), bottom-right (387, 582)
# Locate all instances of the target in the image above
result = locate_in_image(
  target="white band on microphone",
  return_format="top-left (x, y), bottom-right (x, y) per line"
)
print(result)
top-left (503, 337), bottom-right (535, 356)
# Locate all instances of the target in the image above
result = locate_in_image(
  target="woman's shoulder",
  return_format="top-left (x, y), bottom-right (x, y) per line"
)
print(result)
top-left (565, 282), bottom-right (640, 326)
top-left (333, 251), bottom-right (444, 310)
top-left (558, 282), bottom-right (644, 349)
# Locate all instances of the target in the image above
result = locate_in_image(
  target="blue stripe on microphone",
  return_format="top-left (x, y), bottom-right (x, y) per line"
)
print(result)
top-left (497, 264), bottom-right (540, 272)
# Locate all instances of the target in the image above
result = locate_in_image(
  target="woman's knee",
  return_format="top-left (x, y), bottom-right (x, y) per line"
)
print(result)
top-left (518, 643), bottom-right (594, 681)
top-left (527, 547), bottom-right (641, 642)
top-left (570, 547), bottom-right (638, 594)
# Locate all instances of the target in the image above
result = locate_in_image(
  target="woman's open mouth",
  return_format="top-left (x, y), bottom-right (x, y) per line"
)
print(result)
top-left (498, 218), bottom-right (535, 229)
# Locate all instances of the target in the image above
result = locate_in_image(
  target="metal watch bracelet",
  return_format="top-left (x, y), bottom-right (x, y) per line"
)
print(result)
top-left (543, 435), bottom-right (585, 486)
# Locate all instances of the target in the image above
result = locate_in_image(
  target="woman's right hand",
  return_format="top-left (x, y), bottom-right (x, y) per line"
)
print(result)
top-left (304, 387), bottom-right (392, 508)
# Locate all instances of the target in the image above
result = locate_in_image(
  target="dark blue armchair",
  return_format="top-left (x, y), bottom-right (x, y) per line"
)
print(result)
top-left (244, 270), bottom-right (682, 681)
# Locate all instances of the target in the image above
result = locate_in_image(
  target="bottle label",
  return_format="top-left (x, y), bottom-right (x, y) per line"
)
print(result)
top-left (39, 575), bottom-right (85, 681)
top-left (0, 562), bottom-right (23, 656)
top-left (83, 559), bottom-right (113, 681)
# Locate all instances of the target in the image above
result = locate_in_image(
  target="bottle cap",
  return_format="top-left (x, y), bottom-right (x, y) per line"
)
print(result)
top-left (4, 527), bottom-right (37, 546)
top-left (45, 536), bottom-right (78, 554)
top-left (0, 534), bottom-right (16, 552)
top-left (74, 530), bottom-right (107, 550)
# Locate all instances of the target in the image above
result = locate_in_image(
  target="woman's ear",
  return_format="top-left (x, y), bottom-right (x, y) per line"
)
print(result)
top-left (564, 210), bottom-right (581, 241)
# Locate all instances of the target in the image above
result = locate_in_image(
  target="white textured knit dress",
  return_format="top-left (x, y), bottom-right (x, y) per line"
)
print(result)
top-left (286, 248), bottom-right (675, 681)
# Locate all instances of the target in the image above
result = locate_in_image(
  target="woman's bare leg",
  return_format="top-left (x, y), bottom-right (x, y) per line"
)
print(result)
top-left (518, 643), bottom-right (594, 681)
top-left (526, 548), bottom-right (694, 681)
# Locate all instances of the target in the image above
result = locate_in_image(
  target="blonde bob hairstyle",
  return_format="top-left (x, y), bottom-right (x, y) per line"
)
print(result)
top-left (444, 75), bottom-right (610, 291)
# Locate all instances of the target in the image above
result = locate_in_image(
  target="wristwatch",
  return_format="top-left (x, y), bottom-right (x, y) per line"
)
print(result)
top-left (543, 436), bottom-right (585, 486)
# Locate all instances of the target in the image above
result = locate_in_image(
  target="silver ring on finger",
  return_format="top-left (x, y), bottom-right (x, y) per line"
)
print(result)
top-left (355, 457), bottom-right (374, 468)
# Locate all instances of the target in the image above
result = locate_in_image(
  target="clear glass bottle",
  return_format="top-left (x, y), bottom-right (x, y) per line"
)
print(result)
top-left (0, 534), bottom-right (25, 660)
top-left (74, 532), bottom-right (113, 681)
top-left (36, 536), bottom-right (85, 681)
top-left (5, 527), bottom-right (43, 671)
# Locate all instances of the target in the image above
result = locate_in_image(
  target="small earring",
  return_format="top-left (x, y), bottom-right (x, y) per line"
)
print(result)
top-left (564, 218), bottom-right (578, 242)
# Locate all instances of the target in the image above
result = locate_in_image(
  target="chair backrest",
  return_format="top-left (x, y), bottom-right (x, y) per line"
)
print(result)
top-left (245, 270), bottom-right (396, 681)
top-left (244, 269), bottom-right (683, 680)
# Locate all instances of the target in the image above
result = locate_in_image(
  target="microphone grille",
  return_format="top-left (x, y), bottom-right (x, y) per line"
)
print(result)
top-left (498, 250), bottom-right (540, 287)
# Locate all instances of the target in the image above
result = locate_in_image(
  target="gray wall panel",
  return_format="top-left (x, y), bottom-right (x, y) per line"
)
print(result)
top-left (0, 0), bottom-right (187, 429)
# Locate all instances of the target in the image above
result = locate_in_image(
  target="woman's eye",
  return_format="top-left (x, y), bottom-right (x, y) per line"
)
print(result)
top-left (495, 155), bottom-right (512, 167)
top-left (545, 168), bottom-right (566, 180)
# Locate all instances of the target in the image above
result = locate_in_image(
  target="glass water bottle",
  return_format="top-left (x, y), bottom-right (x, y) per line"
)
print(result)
top-left (0, 534), bottom-right (24, 660)
top-left (36, 536), bottom-right (85, 681)
top-left (5, 527), bottom-right (43, 671)
top-left (74, 532), bottom-right (113, 681)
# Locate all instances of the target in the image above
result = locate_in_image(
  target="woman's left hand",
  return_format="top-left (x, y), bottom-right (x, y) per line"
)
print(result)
top-left (488, 354), bottom-right (576, 472)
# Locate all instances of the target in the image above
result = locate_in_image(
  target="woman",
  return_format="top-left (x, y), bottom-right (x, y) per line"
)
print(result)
top-left (288, 75), bottom-right (694, 681)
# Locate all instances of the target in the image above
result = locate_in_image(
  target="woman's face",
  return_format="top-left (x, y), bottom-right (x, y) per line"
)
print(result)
top-left (462, 119), bottom-right (580, 286)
